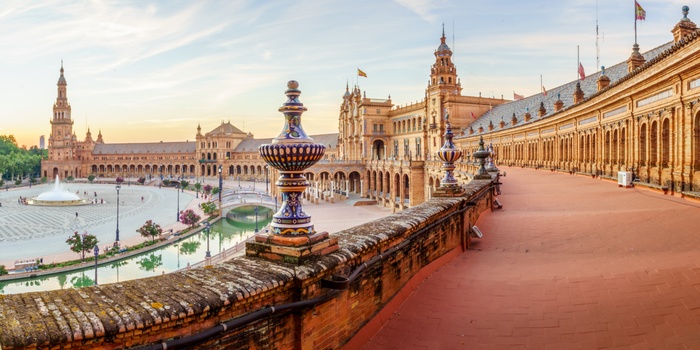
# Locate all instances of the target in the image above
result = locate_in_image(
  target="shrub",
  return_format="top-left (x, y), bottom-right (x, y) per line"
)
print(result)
top-left (179, 209), bottom-right (201, 228)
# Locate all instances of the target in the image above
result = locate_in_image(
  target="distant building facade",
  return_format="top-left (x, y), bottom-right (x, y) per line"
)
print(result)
top-left (45, 11), bottom-right (700, 209)
top-left (39, 135), bottom-right (45, 149)
top-left (458, 8), bottom-right (700, 195)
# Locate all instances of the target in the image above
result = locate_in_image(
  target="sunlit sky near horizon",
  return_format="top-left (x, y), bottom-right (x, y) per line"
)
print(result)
top-left (0, 0), bottom-right (691, 148)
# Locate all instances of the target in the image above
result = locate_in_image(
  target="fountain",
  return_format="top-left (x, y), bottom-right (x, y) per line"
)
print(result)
top-left (28, 176), bottom-right (92, 206)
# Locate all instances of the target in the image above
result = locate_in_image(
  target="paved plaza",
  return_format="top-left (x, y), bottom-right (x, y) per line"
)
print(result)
top-left (361, 167), bottom-right (700, 349)
top-left (0, 181), bottom-right (198, 268)
top-left (0, 179), bottom-right (392, 271)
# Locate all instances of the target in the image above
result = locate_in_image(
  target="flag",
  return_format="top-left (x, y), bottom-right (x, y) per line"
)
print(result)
top-left (542, 85), bottom-right (548, 96)
top-left (357, 68), bottom-right (367, 77)
top-left (635, 1), bottom-right (646, 20)
top-left (513, 92), bottom-right (524, 100)
top-left (578, 62), bottom-right (586, 80)
top-left (470, 111), bottom-right (476, 119)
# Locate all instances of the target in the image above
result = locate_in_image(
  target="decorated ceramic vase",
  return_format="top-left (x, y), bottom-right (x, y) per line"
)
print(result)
top-left (259, 81), bottom-right (325, 235)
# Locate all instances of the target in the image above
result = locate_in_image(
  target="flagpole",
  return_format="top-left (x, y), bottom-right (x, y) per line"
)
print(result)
top-left (577, 45), bottom-right (580, 81)
top-left (540, 74), bottom-right (543, 93)
top-left (634, 0), bottom-right (638, 45)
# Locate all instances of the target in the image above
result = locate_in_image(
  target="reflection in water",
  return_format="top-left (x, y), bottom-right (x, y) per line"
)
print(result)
top-left (180, 241), bottom-right (201, 255)
top-left (0, 206), bottom-right (271, 294)
top-left (71, 272), bottom-right (94, 288)
top-left (138, 253), bottom-right (163, 272)
top-left (110, 261), bottom-right (129, 283)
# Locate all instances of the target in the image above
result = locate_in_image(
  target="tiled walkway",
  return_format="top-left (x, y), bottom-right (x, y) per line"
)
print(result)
top-left (361, 167), bottom-right (700, 349)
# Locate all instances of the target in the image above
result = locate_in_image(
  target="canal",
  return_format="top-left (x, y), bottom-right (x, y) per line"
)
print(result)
top-left (0, 206), bottom-right (272, 294)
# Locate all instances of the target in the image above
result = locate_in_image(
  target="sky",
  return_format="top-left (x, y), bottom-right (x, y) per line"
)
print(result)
top-left (0, 0), bottom-right (691, 148)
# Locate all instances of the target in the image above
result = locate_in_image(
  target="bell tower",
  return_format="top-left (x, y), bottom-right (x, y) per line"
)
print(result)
top-left (48, 61), bottom-right (76, 162)
top-left (428, 24), bottom-right (461, 96)
top-left (426, 25), bottom-right (462, 159)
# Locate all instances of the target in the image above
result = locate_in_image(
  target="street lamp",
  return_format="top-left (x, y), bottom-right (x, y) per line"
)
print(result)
top-left (176, 183), bottom-right (180, 222)
top-left (204, 221), bottom-right (212, 267)
top-left (238, 175), bottom-right (240, 188)
top-left (115, 183), bottom-right (121, 246)
top-left (218, 165), bottom-right (223, 215)
top-left (255, 206), bottom-right (259, 233)
top-left (93, 245), bottom-right (99, 286)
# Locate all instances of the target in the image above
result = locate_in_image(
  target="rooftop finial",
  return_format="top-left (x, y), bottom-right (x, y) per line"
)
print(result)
top-left (683, 5), bottom-right (690, 19)
top-left (442, 22), bottom-right (445, 38)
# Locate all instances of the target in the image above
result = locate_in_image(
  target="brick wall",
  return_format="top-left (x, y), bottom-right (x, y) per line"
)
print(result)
top-left (0, 180), bottom-right (492, 350)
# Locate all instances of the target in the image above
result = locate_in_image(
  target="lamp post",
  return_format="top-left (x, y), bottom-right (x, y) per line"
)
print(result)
top-left (176, 183), bottom-right (180, 222)
top-left (93, 245), bottom-right (99, 286)
top-left (238, 176), bottom-right (240, 188)
top-left (218, 165), bottom-right (223, 216)
top-left (265, 165), bottom-right (269, 194)
top-left (204, 221), bottom-right (212, 267)
top-left (115, 183), bottom-right (121, 246)
top-left (196, 183), bottom-right (199, 198)
top-left (255, 206), bottom-right (259, 233)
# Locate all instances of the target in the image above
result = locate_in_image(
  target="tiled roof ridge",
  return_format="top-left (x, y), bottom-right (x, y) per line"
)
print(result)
top-left (462, 29), bottom-right (700, 137)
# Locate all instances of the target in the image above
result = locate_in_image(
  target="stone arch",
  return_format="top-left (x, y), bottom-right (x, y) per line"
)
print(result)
top-left (650, 120), bottom-right (658, 167)
top-left (661, 117), bottom-right (671, 168)
top-left (372, 139), bottom-right (385, 160)
top-left (348, 171), bottom-right (361, 194)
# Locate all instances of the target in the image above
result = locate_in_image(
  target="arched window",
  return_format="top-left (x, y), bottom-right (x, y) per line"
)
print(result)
top-left (661, 119), bottom-right (670, 168)
top-left (640, 124), bottom-right (647, 166)
top-left (694, 112), bottom-right (700, 169)
top-left (650, 121), bottom-right (658, 167)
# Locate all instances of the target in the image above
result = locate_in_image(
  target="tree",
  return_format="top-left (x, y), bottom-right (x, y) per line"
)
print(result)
top-left (0, 265), bottom-right (8, 276)
top-left (180, 180), bottom-right (189, 191)
top-left (194, 182), bottom-right (202, 195)
top-left (66, 175), bottom-right (74, 182)
top-left (203, 184), bottom-right (212, 194)
top-left (212, 187), bottom-right (220, 195)
top-left (115, 176), bottom-right (124, 184)
top-left (163, 179), bottom-right (171, 186)
top-left (66, 231), bottom-right (99, 262)
top-left (179, 209), bottom-right (201, 228)
top-left (201, 202), bottom-right (218, 216)
top-left (137, 177), bottom-right (145, 184)
top-left (87, 174), bottom-right (96, 184)
top-left (137, 220), bottom-right (163, 243)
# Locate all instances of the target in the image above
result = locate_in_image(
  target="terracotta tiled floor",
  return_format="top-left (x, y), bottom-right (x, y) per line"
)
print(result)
top-left (361, 167), bottom-right (700, 349)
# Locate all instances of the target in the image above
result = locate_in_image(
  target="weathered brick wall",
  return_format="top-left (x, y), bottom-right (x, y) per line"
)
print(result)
top-left (0, 180), bottom-right (492, 350)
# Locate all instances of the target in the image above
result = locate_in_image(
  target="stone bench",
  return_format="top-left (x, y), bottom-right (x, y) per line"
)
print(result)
top-left (681, 191), bottom-right (700, 200)
top-left (634, 181), bottom-right (669, 194)
top-left (575, 172), bottom-right (596, 178)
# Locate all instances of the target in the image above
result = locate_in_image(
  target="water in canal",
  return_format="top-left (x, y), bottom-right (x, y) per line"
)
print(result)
top-left (0, 206), bottom-right (272, 294)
